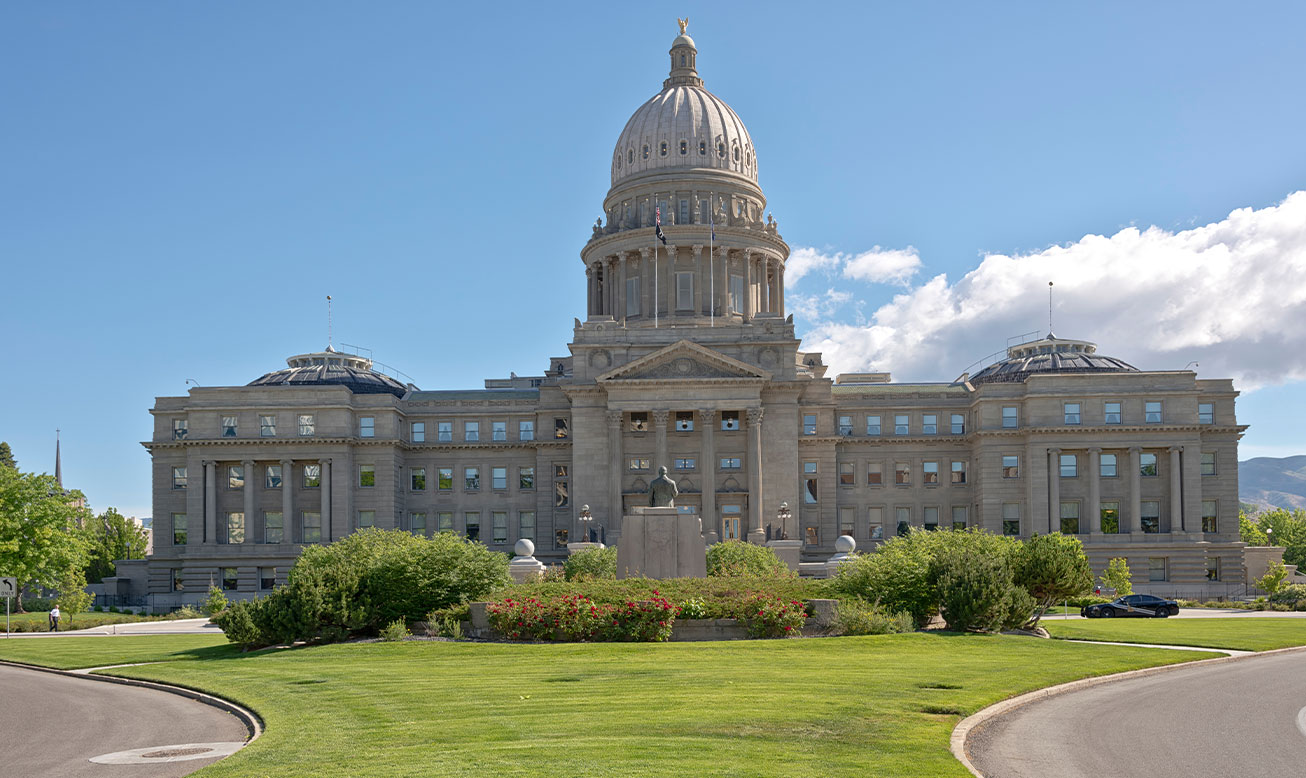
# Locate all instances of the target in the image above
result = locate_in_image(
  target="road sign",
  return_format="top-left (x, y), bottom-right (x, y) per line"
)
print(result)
top-left (0, 578), bottom-right (16, 598)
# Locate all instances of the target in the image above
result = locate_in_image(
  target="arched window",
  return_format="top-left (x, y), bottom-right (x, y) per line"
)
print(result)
top-left (679, 140), bottom-right (687, 155)
top-left (680, 54), bottom-right (686, 66)
top-left (659, 141), bottom-right (668, 157)
top-left (642, 144), bottom-right (649, 160)
top-left (628, 148), bottom-right (634, 164)
top-left (699, 140), bottom-right (707, 155)
top-left (733, 145), bottom-right (740, 162)
top-left (717, 141), bottom-right (726, 158)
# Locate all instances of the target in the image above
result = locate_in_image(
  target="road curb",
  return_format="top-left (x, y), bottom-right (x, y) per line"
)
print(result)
top-left (0, 658), bottom-right (264, 745)
top-left (950, 642), bottom-right (1306, 777)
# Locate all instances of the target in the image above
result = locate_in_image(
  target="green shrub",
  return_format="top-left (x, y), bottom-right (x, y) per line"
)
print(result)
top-left (828, 530), bottom-right (940, 625)
top-left (1012, 533), bottom-right (1092, 625)
top-left (379, 619), bottom-right (411, 642)
top-left (706, 541), bottom-right (791, 578)
top-left (486, 593), bottom-right (678, 642)
top-left (564, 546), bottom-right (617, 581)
top-left (1066, 595), bottom-right (1112, 608)
top-left (212, 600), bottom-right (261, 647)
top-left (678, 597), bottom-right (709, 619)
top-left (171, 605), bottom-right (205, 619)
top-left (506, 576), bottom-right (829, 620)
top-left (92, 605), bottom-right (103, 612)
top-left (203, 586), bottom-right (230, 616)
top-left (936, 545), bottom-right (1019, 632)
top-left (1269, 583), bottom-right (1306, 607)
top-left (832, 599), bottom-right (914, 636)
top-left (1100, 557), bottom-right (1133, 597)
top-left (107, 606), bottom-right (119, 613)
top-left (21, 597), bottom-right (56, 613)
top-left (738, 594), bottom-right (807, 638)
top-left (1002, 586), bottom-right (1039, 631)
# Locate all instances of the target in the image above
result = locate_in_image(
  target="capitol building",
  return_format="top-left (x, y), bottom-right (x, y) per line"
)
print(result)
top-left (119, 25), bottom-right (1247, 604)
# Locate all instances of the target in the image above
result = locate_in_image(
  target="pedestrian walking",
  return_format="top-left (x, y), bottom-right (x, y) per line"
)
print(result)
top-left (49, 605), bottom-right (60, 632)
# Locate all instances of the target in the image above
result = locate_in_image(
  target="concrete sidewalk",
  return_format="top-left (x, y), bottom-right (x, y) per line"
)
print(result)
top-left (4, 618), bottom-right (219, 637)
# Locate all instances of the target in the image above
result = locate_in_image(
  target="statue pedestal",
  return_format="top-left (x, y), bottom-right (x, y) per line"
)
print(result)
top-left (566, 542), bottom-right (605, 556)
top-left (767, 539), bottom-right (803, 572)
top-left (616, 507), bottom-right (707, 579)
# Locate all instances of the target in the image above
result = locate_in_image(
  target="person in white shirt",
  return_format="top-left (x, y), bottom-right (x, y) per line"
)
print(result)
top-left (49, 605), bottom-right (60, 632)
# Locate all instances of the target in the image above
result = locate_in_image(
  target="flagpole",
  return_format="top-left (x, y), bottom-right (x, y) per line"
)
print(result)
top-left (709, 204), bottom-right (714, 327)
top-left (654, 201), bottom-right (659, 329)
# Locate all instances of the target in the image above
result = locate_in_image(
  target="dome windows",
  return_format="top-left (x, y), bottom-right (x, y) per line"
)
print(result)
top-left (732, 144), bottom-right (740, 162)
top-left (659, 141), bottom-right (668, 157)
top-left (679, 139), bottom-right (688, 155)
top-left (717, 141), bottom-right (726, 158)
top-left (642, 144), bottom-right (649, 160)
top-left (698, 140), bottom-right (707, 155)
top-left (628, 148), bottom-right (634, 164)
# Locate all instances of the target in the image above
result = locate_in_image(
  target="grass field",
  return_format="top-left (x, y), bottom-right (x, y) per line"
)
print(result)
top-left (1044, 617), bottom-right (1306, 651)
top-left (0, 634), bottom-right (236, 669)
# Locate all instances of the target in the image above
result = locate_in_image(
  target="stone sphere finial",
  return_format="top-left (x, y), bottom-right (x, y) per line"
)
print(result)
top-left (835, 535), bottom-right (856, 554)
top-left (514, 538), bottom-right (536, 557)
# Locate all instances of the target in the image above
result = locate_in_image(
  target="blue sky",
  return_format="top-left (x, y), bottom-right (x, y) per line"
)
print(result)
top-left (3, 2), bottom-right (1304, 519)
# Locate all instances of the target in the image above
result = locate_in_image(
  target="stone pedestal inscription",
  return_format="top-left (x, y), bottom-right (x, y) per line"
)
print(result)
top-left (617, 506), bottom-right (707, 579)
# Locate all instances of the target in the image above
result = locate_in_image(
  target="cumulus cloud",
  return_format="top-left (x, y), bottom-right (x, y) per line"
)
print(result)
top-left (784, 246), bottom-right (843, 284)
top-left (785, 245), bottom-right (923, 287)
top-left (792, 191), bottom-right (1306, 390)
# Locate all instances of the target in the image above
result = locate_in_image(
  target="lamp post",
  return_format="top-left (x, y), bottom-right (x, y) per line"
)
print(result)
top-left (578, 504), bottom-right (594, 544)
top-left (776, 502), bottom-right (792, 540)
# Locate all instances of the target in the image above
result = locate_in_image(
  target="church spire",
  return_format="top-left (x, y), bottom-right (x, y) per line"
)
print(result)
top-left (55, 429), bottom-right (62, 488)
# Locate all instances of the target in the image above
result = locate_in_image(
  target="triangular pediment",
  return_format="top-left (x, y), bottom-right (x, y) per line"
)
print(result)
top-left (597, 340), bottom-right (771, 382)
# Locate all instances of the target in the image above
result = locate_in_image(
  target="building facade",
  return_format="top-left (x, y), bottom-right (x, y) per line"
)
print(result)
top-left (135, 26), bottom-right (1247, 605)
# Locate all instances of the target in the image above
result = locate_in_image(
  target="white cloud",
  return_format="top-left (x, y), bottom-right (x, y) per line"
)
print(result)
top-left (795, 191), bottom-right (1306, 390)
top-left (784, 246), bottom-right (843, 285)
top-left (842, 246), bottom-right (922, 286)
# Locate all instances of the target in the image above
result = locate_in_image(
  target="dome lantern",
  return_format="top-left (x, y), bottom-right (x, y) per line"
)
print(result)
top-left (666, 18), bottom-right (702, 89)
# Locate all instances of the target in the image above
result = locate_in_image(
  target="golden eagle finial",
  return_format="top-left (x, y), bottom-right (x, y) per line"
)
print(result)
top-left (677, 17), bottom-right (688, 35)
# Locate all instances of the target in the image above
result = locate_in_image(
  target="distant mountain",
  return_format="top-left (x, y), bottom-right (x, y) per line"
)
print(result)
top-left (1240, 455), bottom-right (1306, 512)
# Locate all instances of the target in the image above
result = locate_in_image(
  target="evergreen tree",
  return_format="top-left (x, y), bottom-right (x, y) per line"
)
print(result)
top-left (0, 442), bottom-right (15, 471)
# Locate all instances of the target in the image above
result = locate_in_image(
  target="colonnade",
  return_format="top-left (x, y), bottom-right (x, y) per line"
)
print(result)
top-left (586, 247), bottom-right (784, 322)
top-left (202, 458), bottom-right (331, 545)
top-left (1043, 445), bottom-right (1195, 535)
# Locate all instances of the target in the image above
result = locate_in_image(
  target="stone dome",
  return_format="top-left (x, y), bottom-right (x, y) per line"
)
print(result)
top-left (969, 334), bottom-right (1139, 386)
top-left (610, 28), bottom-right (758, 189)
top-left (248, 348), bottom-right (411, 397)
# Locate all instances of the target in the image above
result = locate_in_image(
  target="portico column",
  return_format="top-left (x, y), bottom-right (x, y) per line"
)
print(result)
top-left (607, 257), bottom-right (618, 316)
top-left (319, 458), bottom-right (331, 543)
top-left (204, 461), bottom-right (216, 544)
top-left (1129, 447), bottom-right (1143, 533)
top-left (281, 458), bottom-right (294, 544)
top-left (585, 266), bottom-right (595, 317)
top-left (777, 264), bottom-right (785, 317)
top-left (243, 459), bottom-right (256, 544)
top-left (639, 249), bottom-right (652, 319)
top-left (715, 248), bottom-right (728, 317)
top-left (1088, 448), bottom-right (1102, 536)
top-left (743, 250), bottom-right (753, 319)
top-left (665, 245), bottom-right (676, 316)
top-left (1048, 448), bottom-right (1061, 534)
top-left (692, 245), bottom-right (705, 315)
top-left (607, 411), bottom-right (623, 529)
top-left (746, 407), bottom-right (765, 543)
top-left (760, 257), bottom-right (770, 312)
top-left (699, 409), bottom-right (717, 531)
top-left (1169, 446), bottom-right (1183, 533)
top-left (618, 252), bottom-right (628, 322)
top-left (652, 410), bottom-right (670, 473)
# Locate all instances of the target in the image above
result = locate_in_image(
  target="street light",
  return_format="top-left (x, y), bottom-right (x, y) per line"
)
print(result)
top-left (776, 502), bottom-right (792, 540)
top-left (578, 504), bottom-right (594, 544)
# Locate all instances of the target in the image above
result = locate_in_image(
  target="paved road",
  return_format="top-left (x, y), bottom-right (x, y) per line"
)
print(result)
top-left (1044, 608), bottom-right (1306, 620)
top-left (1, 664), bottom-right (248, 777)
top-left (7, 617), bottom-right (220, 637)
top-left (968, 649), bottom-right (1306, 778)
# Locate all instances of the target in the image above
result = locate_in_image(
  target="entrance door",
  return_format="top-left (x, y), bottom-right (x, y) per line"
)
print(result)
top-left (721, 504), bottom-right (742, 540)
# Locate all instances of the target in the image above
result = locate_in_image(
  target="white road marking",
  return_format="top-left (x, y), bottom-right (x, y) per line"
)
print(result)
top-left (1296, 705), bottom-right (1306, 739)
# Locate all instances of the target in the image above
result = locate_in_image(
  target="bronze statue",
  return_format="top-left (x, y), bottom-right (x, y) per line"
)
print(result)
top-left (648, 466), bottom-right (679, 507)
top-left (677, 17), bottom-right (689, 35)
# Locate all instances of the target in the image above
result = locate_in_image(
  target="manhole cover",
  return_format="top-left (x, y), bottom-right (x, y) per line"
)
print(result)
top-left (142, 747), bottom-right (213, 759)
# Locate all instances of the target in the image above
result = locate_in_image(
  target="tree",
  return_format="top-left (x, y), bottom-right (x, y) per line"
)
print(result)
top-left (1240, 510), bottom-right (1268, 545)
top-left (1241, 509), bottom-right (1306, 570)
top-left (0, 465), bottom-right (91, 611)
top-left (1100, 557), bottom-right (1133, 597)
top-left (0, 442), bottom-right (15, 471)
top-left (1256, 559), bottom-right (1289, 596)
top-left (84, 507), bottom-right (149, 584)
top-left (55, 568), bottom-right (93, 626)
top-left (1012, 532), bottom-right (1093, 627)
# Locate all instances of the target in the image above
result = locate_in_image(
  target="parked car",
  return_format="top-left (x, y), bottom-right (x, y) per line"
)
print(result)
top-left (1081, 594), bottom-right (1180, 618)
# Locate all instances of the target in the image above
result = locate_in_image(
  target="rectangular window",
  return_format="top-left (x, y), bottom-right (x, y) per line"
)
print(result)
top-left (1202, 500), bottom-right (1218, 533)
top-left (554, 465), bottom-right (569, 508)
top-left (519, 420), bottom-right (535, 441)
top-left (464, 512), bottom-right (480, 542)
top-left (923, 461), bottom-right (939, 484)
top-left (922, 414), bottom-right (937, 435)
top-left (1063, 403), bottom-right (1081, 425)
top-left (492, 421), bottom-right (507, 441)
top-left (867, 462), bottom-right (883, 486)
top-left (412, 422), bottom-right (425, 442)
top-left (951, 505), bottom-right (968, 530)
top-left (259, 567), bottom-right (275, 590)
top-left (1140, 453), bottom-right (1158, 477)
top-left (265, 464), bottom-right (282, 488)
top-left (838, 416), bottom-right (853, 436)
top-left (519, 467), bottom-right (535, 490)
top-left (894, 414), bottom-right (909, 435)
top-left (298, 414), bottom-right (315, 436)
top-left (302, 512), bottom-right (321, 543)
top-left (868, 507), bottom-right (884, 540)
top-left (1060, 502), bottom-right (1080, 534)
top-left (555, 418), bottom-right (570, 439)
top-left (866, 415), bottom-right (882, 436)
top-left (438, 468), bottom-right (453, 490)
top-left (1100, 502), bottom-right (1119, 534)
top-left (1100, 453), bottom-right (1118, 478)
top-left (1148, 557), bottom-right (1167, 582)
top-left (465, 421), bottom-right (480, 441)
top-left (626, 277), bottom-right (640, 317)
top-left (260, 415), bottom-right (276, 437)
top-left (359, 417), bottom-right (375, 438)
top-left (804, 471), bottom-right (818, 505)
top-left (437, 421), bottom-right (453, 442)
top-left (173, 419), bottom-right (188, 440)
top-left (1145, 401), bottom-right (1162, 423)
top-left (222, 415), bottom-right (237, 438)
top-left (358, 510), bottom-right (375, 529)
top-left (464, 467), bottom-right (479, 491)
top-left (1206, 557), bottom-right (1221, 581)
top-left (674, 458), bottom-right (696, 471)
top-left (803, 414), bottom-right (817, 435)
top-left (629, 412), bottom-right (649, 432)
top-left (492, 511), bottom-right (508, 543)
top-left (628, 457), bottom-right (650, 471)
top-left (222, 567), bottom-right (238, 591)
top-left (303, 464), bottom-right (321, 488)
top-left (171, 513), bottom-right (187, 545)
top-left (170, 568), bottom-right (183, 592)
top-left (264, 511), bottom-right (283, 544)
top-left (1141, 501), bottom-right (1160, 533)
top-left (951, 461), bottom-right (967, 484)
top-left (1201, 452), bottom-right (1216, 476)
top-left (720, 411), bottom-right (740, 431)
top-left (359, 464), bottom-right (375, 488)
top-left (679, 198), bottom-right (689, 224)
top-left (895, 507), bottom-right (911, 535)
top-left (675, 411), bottom-right (694, 431)
top-left (951, 414), bottom-right (965, 435)
top-left (1002, 406), bottom-right (1018, 428)
top-left (411, 468), bottom-right (427, 491)
top-left (1002, 455), bottom-right (1020, 478)
top-left (228, 465), bottom-right (245, 490)
top-left (492, 467), bottom-right (507, 490)
top-left (729, 274), bottom-right (745, 313)
top-left (1104, 401), bottom-right (1122, 425)
top-left (1002, 503), bottom-right (1020, 536)
top-left (1060, 454), bottom-right (1077, 478)
top-left (804, 526), bottom-right (820, 546)
top-left (804, 461), bottom-right (819, 475)
top-left (438, 512), bottom-right (454, 533)
top-left (838, 462), bottom-right (854, 486)
top-left (172, 466), bottom-right (187, 489)
top-left (519, 511), bottom-right (536, 541)
top-left (1199, 403), bottom-right (1214, 424)
top-left (839, 506), bottom-right (855, 539)
top-left (895, 463), bottom-right (911, 485)
top-left (923, 506), bottom-right (939, 530)
top-left (676, 271), bottom-right (694, 310)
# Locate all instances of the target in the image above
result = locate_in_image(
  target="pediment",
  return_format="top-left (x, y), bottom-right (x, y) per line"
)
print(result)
top-left (596, 340), bottom-right (771, 382)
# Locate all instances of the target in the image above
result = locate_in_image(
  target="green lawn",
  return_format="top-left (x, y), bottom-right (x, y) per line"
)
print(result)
top-left (1045, 617), bottom-right (1306, 651)
top-left (0, 634), bottom-right (237, 669)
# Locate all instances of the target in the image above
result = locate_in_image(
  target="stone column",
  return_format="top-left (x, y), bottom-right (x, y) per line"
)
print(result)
top-left (760, 256), bottom-right (770, 312)
top-left (618, 252), bottom-right (628, 322)
top-left (585, 265), bottom-right (594, 317)
top-left (1169, 446), bottom-right (1183, 533)
top-left (204, 461), bottom-right (216, 544)
top-left (639, 248), bottom-right (652, 321)
top-left (692, 245), bottom-right (704, 315)
top-left (652, 410), bottom-right (670, 473)
top-left (746, 407), bottom-right (766, 543)
top-left (777, 264), bottom-right (785, 317)
top-left (607, 411), bottom-right (623, 528)
top-left (1129, 447), bottom-right (1143, 533)
top-left (1088, 448), bottom-right (1102, 536)
top-left (243, 459), bottom-right (256, 544)
top-left (743, 250), bottom-right (753, 319)
top-left (319, 458), bottom-right (332, 543)
top-left (281, 459), bottom-right (293, 544)
top-left (1048, 449), bottom-right (1061, 534)
top-left (715, 248), bottom-right (728, 317)
top-left (607, 257), bottom-right (618, 316)
top-left (665, 245), bottom-right (676, 316)
top-left (699, 409), bottom-right (717, 531)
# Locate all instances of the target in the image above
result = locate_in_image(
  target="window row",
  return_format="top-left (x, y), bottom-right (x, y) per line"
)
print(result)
top-left (1055, 401), bottom-right (1217, 426)
top-left (627, 410), bottom-right (746, 432)
top-left (809, 413), bottom-right (968, 437)
top-left (190, 566), bottom-right (278, 592)
top-left (171, 463), bottom-right (320, 490)
top-left (826, 504), bottom-right (976, 542)
top-left (1054, 451), bottom-right (1217, 478)
top-left (174, 415), bottom-right (318, 440)
top-left (172, 415), bottom-right (572, 442)
top-left (179, 507), bottom-right (546, 548)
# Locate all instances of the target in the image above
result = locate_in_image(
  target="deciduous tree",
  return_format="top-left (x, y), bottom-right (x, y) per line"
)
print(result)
top-left (84, 507), bottom-right (149, 584)
top-left (0, 465), bottom-right (91, 611)
top-left (1101, 557), bottom-right (1133, 597)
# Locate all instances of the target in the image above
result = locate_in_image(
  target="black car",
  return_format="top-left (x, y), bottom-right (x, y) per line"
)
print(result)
top-left (1081, 594), bottom-right (1180, 618)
